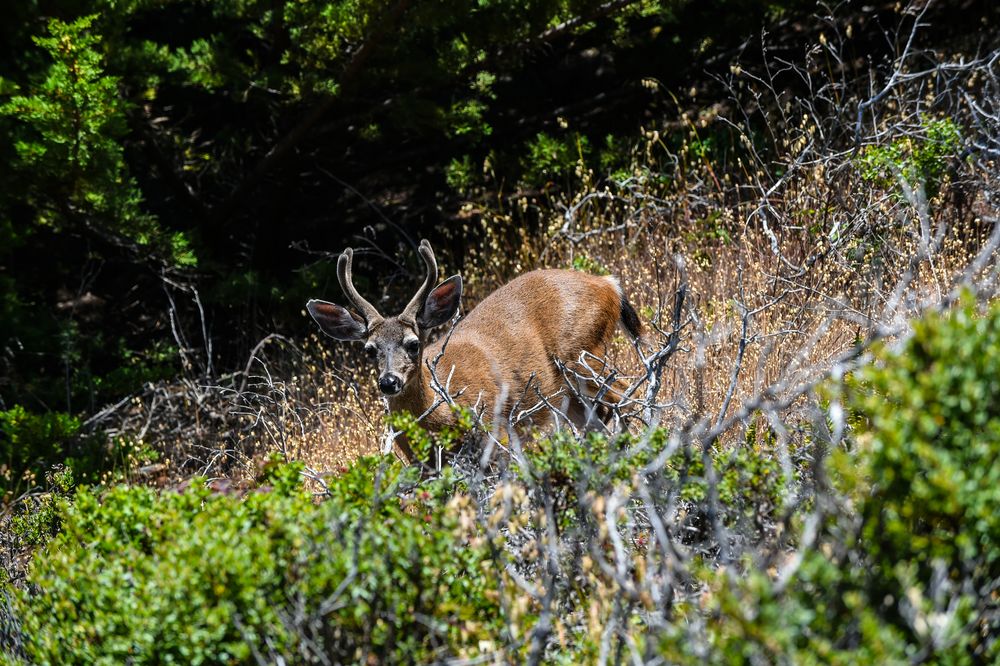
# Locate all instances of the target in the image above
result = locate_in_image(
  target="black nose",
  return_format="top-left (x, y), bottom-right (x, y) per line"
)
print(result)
top-left (378, 374), bottom-right (403, 395)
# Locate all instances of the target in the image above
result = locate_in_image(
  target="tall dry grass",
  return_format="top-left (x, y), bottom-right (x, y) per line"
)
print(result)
top-left (239, 148), bottom-right (994, 475)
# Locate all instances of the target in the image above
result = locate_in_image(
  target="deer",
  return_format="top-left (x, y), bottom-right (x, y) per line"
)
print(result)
top-left (306, 240), bottom-right (641, 463)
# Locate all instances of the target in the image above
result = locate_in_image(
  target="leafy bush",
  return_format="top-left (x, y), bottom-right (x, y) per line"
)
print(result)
top-left (656, 554), bottom-right (914, 665)
top-left (0, 406), bottom-right (156, 494)
top-left (522, 428), bottom-right (788, 536)
top-left (0, 14), bottom-right (188, 418)
top-left (522, 132), bottom-right (591, 188)
top-left (0, 466), bottom-right (74, 592)
top-left (0, 15), bottom-right (152, 243)
top-left (858, 118), bottom-right (962, 198)
top-left (0, 407), bottom-right (79, 492)
top-left (570, 254), bottom-right (610, 275)
top-left (6, 467), bottom-right (74, 552)
top-left (6, 457), bottom-right (504, 664)
top-left (657, 296), bottom-right (1000, 663)
top-left (844, 296), bottom-right (1000, 656)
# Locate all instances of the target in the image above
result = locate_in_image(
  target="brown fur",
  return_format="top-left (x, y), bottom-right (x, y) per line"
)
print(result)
top-left (391, 269), bottom-right (629, 435)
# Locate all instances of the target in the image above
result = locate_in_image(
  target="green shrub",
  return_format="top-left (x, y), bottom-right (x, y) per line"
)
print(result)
top-left (655, 552), bottom-right (913, 665)
top-left (445, 154), bottom-right (476, 193)
top-left (0, 407), bottom-right (79, 492)
top-left (851, 297), bottom-right (1000, 571)
top-left (8, 457), bottom-right (503, 664)
top-left (522, 428), bottom-right (788, 537)
top-left (571, 254), bottom-right (610, 275)
top-left (0, 406), bottom-right (156, 494)
top-left (0, 15), bottom-right (180, 261)
top-left (522, 132), bottom-right (590, 188)
top-left (844, 296), bottom-right (1000, 656)
top-left (7, 467), bottom-right (74, 551)
top-left (657, 296), bottom-right (1000, 663)
top-left (0, 14), bottom-right (187, 423)
top-left (1, 466), bottom-right (75, 592)
top-left (858, 118), bottom-right (962, 198)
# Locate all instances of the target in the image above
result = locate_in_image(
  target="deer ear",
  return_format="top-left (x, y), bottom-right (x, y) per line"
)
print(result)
top-left (307, 300), bottom-right (367, 341)
top-left (418, 275), bottom-right (462, 329)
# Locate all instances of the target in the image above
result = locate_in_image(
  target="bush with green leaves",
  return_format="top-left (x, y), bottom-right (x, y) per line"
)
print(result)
top-left (522, 131), bottom-right (591, 188)
top-left (0, 466), bottom-right (75, 592)
top-left (0, 14), bottom-right (191, 423)
top-left (5, 458), bottom-right (504, 664)
top-left (0, 408), bottom-right (79, 493)
top-left (858, 118), bottom-right (963, 198)
top-left (844, 296), bottom-right (1000, 656)
top-left (655, 553), bottom-right (916, 665)
top-left (0, 406), bottom-right (157, 495)
top-left (0, 15), bottom-right (164, 249)
top-left (656, 296), bottom-right (1000, 663)
top-left (5, 466), bottom-right (74, 547)
top-left (520, 427), bottom-right (788, 538)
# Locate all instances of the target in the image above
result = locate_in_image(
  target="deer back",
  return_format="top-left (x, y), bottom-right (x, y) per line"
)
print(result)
top-left (419, 269), bottom-right (626, 423)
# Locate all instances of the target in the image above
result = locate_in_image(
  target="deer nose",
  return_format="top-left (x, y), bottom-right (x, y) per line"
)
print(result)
top-left (378, 374), bottom-right (403, 396)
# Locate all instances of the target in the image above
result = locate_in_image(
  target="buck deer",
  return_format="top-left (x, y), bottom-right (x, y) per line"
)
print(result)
top-left (306, 240), bottom-right (641, 463)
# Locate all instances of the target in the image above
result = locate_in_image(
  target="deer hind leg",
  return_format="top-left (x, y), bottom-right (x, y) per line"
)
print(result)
top-left (563, 356), bottom-right (629, 433)
top-left (586, 375), bottom-right (631, 429)
top-left (595, 375), bottom-right (630, 421)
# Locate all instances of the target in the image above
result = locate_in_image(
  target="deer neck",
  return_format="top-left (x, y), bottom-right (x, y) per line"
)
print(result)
top-left (389, 361), bottom-right (435, 420)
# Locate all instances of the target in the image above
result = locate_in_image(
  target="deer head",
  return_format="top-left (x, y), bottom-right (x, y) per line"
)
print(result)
top-left (306, 240), bottom-right (462, 396)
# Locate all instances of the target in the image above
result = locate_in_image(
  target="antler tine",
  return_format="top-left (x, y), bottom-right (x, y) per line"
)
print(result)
top-left (337, 248), bottom-right (383, 324)
top-left (400, 239), bottom-right (438, 324)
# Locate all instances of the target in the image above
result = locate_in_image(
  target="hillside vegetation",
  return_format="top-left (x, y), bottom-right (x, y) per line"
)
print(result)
top-left (2, 0), bottom-right (1000, 663)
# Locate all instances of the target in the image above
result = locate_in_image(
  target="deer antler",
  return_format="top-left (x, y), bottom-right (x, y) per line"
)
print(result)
top-left (337, 248), bottom-right (383, 325)
top-left (400, 239), bottom-right (438, 325)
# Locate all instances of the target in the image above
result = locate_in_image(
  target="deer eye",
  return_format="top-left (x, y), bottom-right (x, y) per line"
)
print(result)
top-left (364, 344), bottom-right (377, 360)
top-left (403, 339), bottom-right (420, 356)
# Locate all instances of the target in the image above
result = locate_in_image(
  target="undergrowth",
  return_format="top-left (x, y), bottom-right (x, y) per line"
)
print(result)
top-left (3, 298), bottom-right (1000, 662)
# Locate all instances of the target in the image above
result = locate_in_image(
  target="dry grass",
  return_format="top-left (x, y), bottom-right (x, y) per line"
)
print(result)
top-left (554, 181), bottom-right (991, 444)
top-left (231, 336), bottom-right (386, 471)
top-left (276, 159), bottom-right (992, 470)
